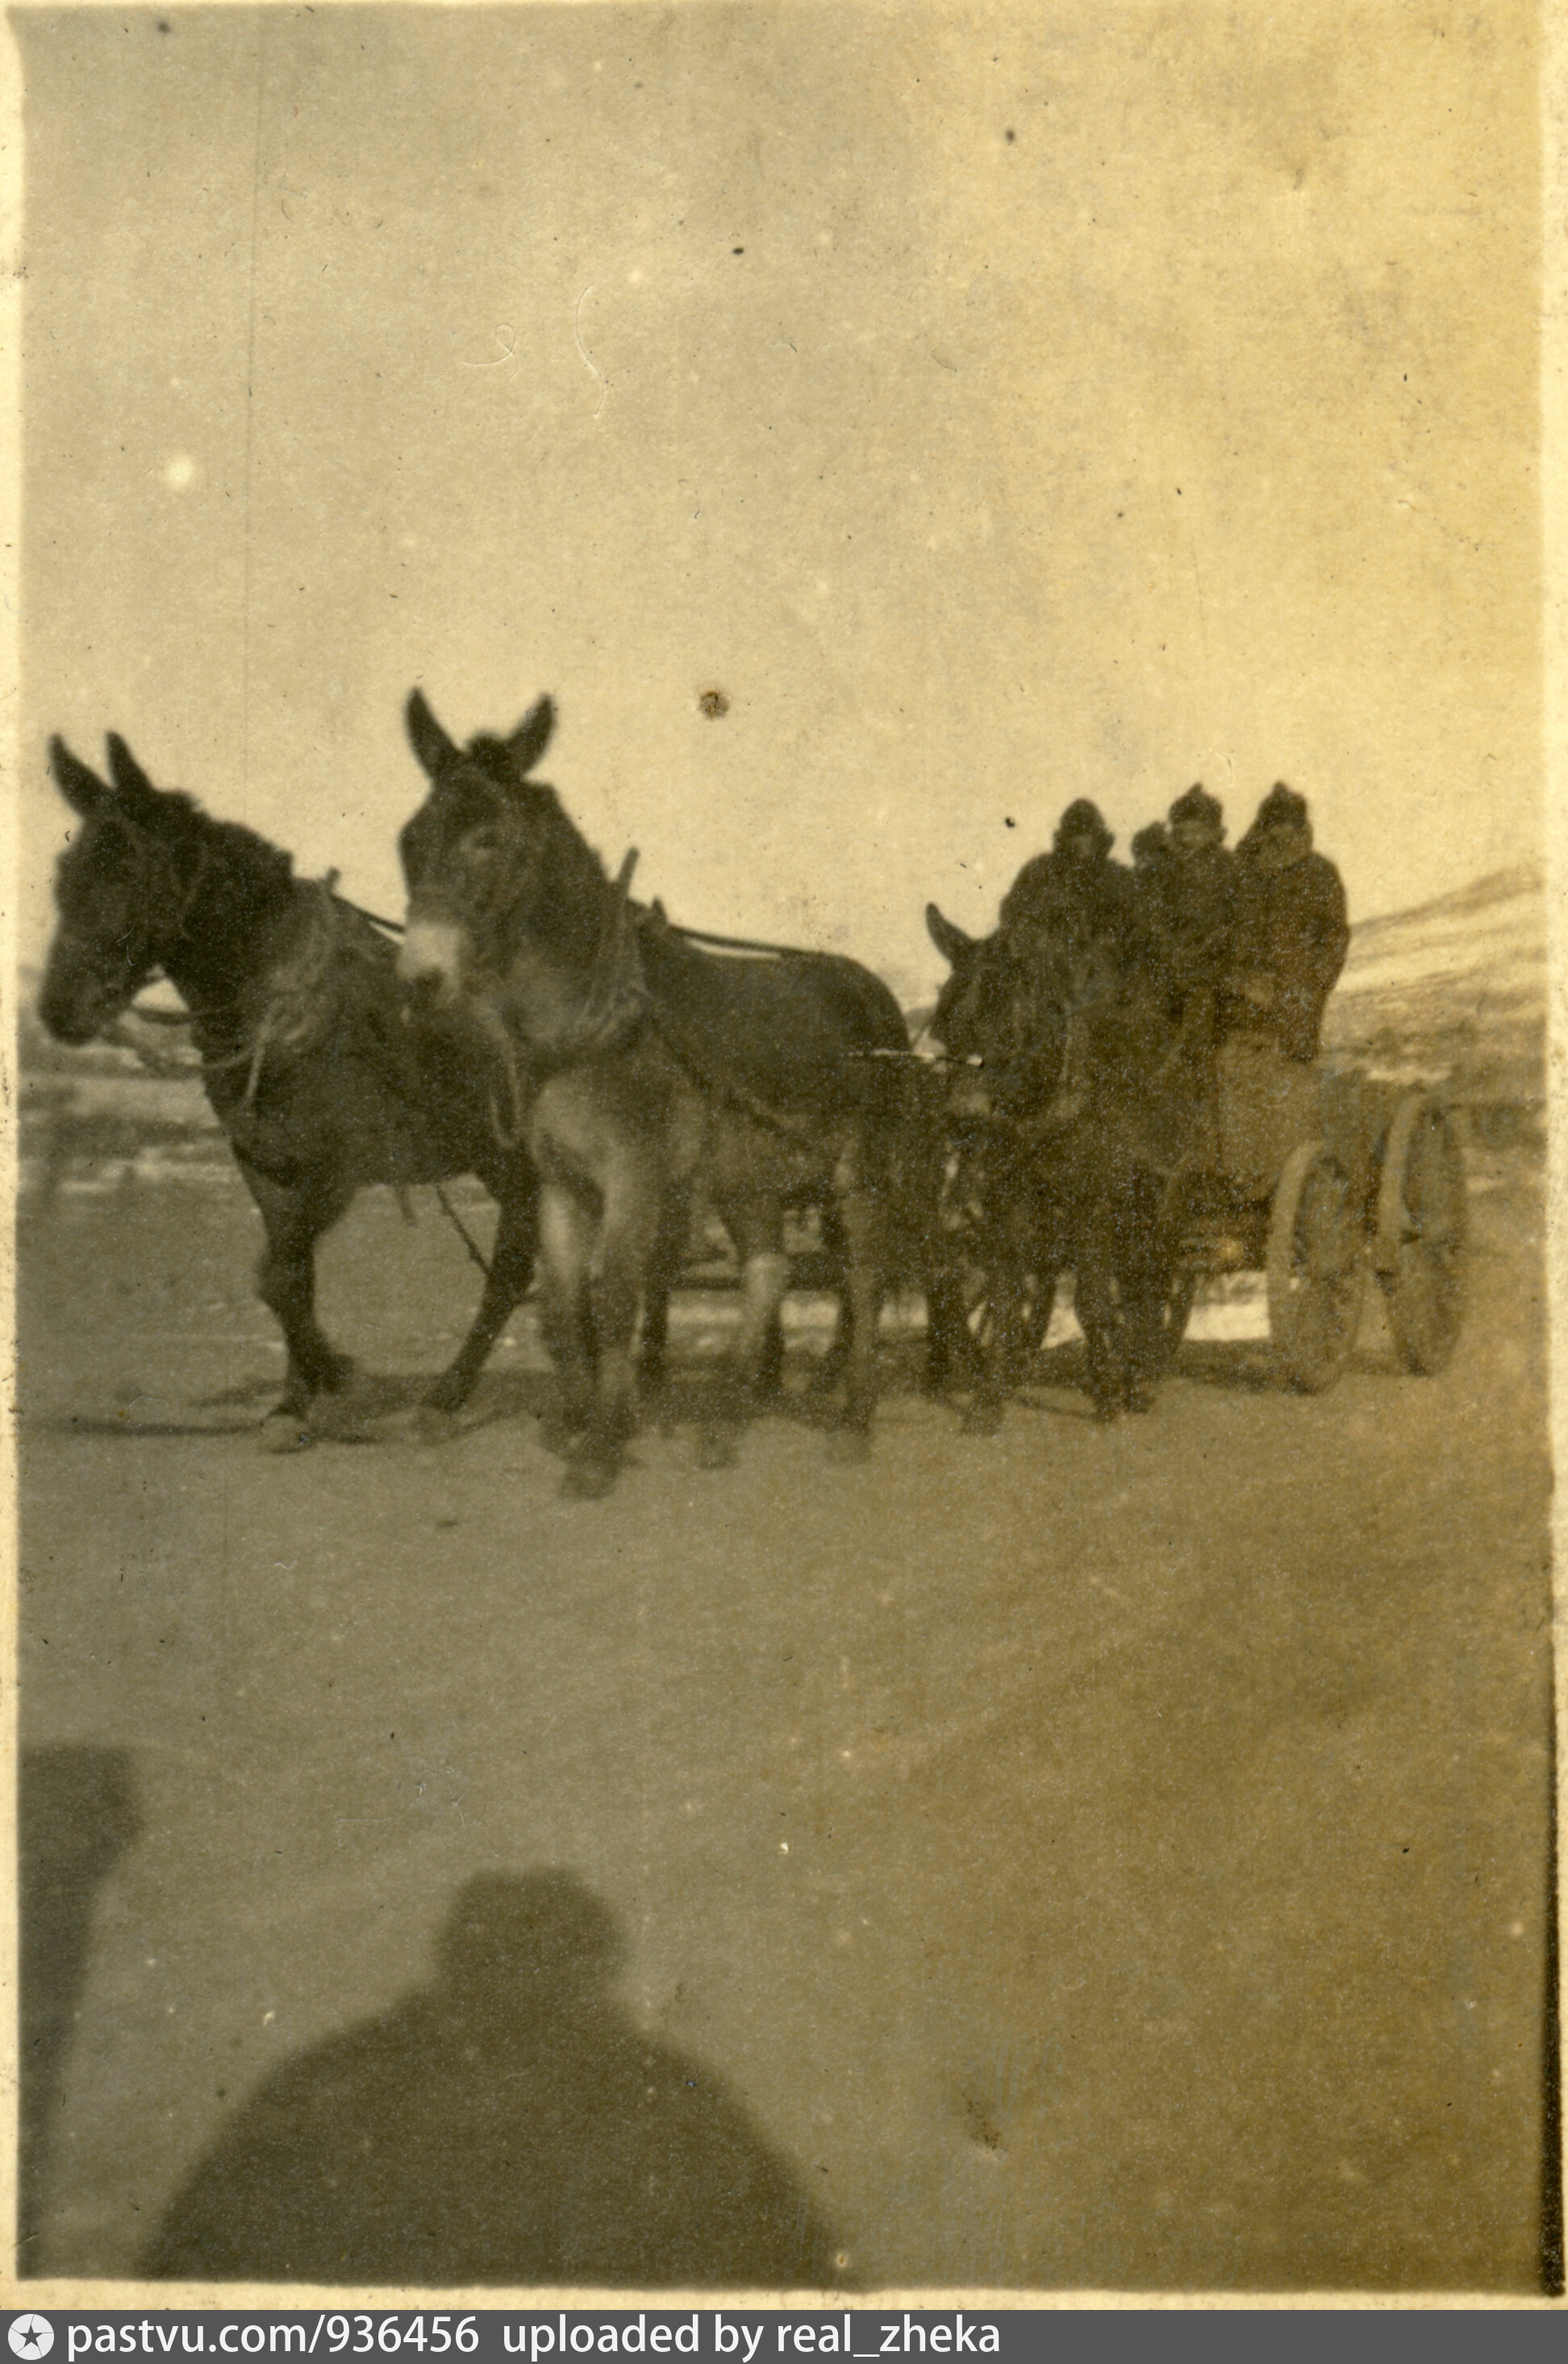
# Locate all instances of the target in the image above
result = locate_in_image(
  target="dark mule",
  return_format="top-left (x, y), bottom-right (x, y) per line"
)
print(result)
top-left (396, 691), bottom-right (909, 1497)
top-left (39, 735), bottom-right (540, 1448)
top-left (924, 904), bottom-right (1186, 1426)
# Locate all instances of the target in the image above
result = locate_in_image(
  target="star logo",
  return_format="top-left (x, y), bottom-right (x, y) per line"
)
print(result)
top-left (9, 2321), bottom-right (53, 2362)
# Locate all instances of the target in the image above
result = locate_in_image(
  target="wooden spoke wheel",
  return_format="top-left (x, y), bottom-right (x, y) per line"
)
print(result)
top-left (1375, 1096), bottom-right (1468, 1374)
top-left (936, 1134), bottom-right (1057, 1380)
top-left (1266, 1142), bottom-right (1367, 1393)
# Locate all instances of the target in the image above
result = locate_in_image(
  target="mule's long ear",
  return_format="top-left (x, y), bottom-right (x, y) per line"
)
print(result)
top-left (926, 903), bottom-right (974, 968)
top-left (105, 733), bottom-right (161, 817)
top-left (507, 694), bottom-right (557, 778)
top-left (406, 688), bottom-right (458, 779)
top-left (49, 736), bottom-right (110, 817)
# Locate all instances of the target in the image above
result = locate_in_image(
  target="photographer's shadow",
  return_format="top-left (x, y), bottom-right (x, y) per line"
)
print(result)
top-left (140, 1870), bottom-right (843, 2291)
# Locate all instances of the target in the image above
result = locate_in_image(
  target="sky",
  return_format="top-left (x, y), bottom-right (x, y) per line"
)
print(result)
top-left (13, 2), bottom-right (1542, 1004)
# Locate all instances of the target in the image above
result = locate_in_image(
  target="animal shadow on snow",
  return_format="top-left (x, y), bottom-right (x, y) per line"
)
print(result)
top-left (1164, 1338), bottom-right (1391, 1393)
top-left (292, 1368), bottom-right (555, 1443)
top-left (1002, 1340), bottom-right (1132, 1422)
top-left (945, 1334), bottom-right (1388, 1421)
top-left (41, 1370), bottom-right (556, 1446)
top-left (139, 1869), bottom-right (846, 2290)
top-left (648, 1346), bottom-right (864, 1443)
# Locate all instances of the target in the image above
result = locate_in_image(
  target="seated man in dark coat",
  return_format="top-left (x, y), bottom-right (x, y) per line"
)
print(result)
top-left (1224, 783), bottom-right (1349, 1062)
top-left (1138, 784), bottom-right (1238, 1041)
top-left (1129, 821), bottom-right (1171, 878)
top-left (999, 798), bottom-right (1135, 974)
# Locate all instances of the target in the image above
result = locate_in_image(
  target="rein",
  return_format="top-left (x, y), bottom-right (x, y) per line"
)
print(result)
top-left (330, 892), bottom-right (405, 937)
top-left (664, 921), bottom-right (811, 960)
top-left (121, 1004), bottom-right (199, 1029)
top-left (433, 1180), bottom-right (494, 1280)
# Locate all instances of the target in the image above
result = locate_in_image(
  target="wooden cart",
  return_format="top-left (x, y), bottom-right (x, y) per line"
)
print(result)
top-left (1159, 1045), bottom-right (1470, 1391)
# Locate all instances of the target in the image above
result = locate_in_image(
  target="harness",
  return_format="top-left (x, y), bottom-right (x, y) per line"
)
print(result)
top-left (474, 869), bottom-right (891, 1164)
top-left (480, 849), bottom-right (648, 1150)
top-left (646, 1006), bottom-right (853, 1159)
top-left (72, 829), bottom-right (502, 1266)
top-left (120, 871), bottom-right (406, 1090)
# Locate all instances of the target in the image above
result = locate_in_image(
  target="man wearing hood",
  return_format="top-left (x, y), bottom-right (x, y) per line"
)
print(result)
top-left (999, 798), bottom-right (1135, 967)
top-left (1224, 783), bottom-right (1349, 1062)
top-left (1129, 821), bottom-right (1172, 877)
top-left (1136, 783), bottom-right (1237, 1038)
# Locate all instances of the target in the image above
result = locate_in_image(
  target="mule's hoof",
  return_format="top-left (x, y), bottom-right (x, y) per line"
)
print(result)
top-left (561, 1457), bottom-right (618, 1501)
top-left (695, 1429), bottom-right (737, 1471)
top-left (539, 1417), bottom-right (582, 1460)
top-left (1091, 1398), bottom-right (1121, 1426)
top-left (257, 1414), bottom-right (313, 1455)
top-left (1124, 1384), bottom-right (1156, 1415)
top-left (960, 1401), bottom-right (1003, 1437)
top-left (828, 1426), bottom-right (872, 1465)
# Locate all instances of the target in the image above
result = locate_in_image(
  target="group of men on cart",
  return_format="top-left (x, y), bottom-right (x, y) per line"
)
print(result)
top-left (939, 783), bottom-right (1462, 1400)
top-left (995, 779), bottom-right (1350, 1070)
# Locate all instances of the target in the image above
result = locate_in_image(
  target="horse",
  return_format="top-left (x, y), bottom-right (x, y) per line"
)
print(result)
top-left (924, 903), bottom-right (1189, 1426)
top-left (394, 691), bottom-right (911, 1497)
top-left (38, 733), bottom-right (541, 1449)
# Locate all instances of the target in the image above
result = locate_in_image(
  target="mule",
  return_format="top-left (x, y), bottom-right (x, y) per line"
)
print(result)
top-left (39, 734), bottom-right (540, 1448)
top-left (395, 691), bottom-right (910, 1497)
top-left (924, 903), bottom-right (1187, 1426)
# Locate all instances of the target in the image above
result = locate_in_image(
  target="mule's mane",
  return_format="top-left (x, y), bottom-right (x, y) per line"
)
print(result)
top-left (69, 786), bottom-right (297, 908)
top-left (466, 733), bottom-right (536, 782)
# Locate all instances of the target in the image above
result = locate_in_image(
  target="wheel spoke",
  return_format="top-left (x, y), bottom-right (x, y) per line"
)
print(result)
top-left (1379, 1104), bottom-right (1467, 1375)
top-left (1268, 1144), bottom-right (1366, 1391)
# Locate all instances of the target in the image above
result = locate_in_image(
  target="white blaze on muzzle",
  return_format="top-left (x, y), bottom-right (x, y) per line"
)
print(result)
top-left (398, 920), bottom-right (467, 994)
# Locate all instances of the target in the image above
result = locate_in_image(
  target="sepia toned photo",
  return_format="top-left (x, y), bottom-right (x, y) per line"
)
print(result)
top-left (9, 0), bottom-right (1559, 2303)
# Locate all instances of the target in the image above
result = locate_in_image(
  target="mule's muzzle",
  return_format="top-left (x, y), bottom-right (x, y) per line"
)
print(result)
top-left (37, 996), bottom-right (103, 1047)
top-left (38, 965), bottom-right (125, 1046)
top-left (398, 918), bottom-right (467, 1006)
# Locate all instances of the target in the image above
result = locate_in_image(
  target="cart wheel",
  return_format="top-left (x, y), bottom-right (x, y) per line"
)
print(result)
top-left (1375, 1096), bottom-right (1467, 1374)
top-left (1266, 1142), bottom-right (1366, 1392)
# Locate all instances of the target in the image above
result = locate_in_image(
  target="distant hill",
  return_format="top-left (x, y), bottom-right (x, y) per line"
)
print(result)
top-left (1323, 860), bottom-right (1544, 1121)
